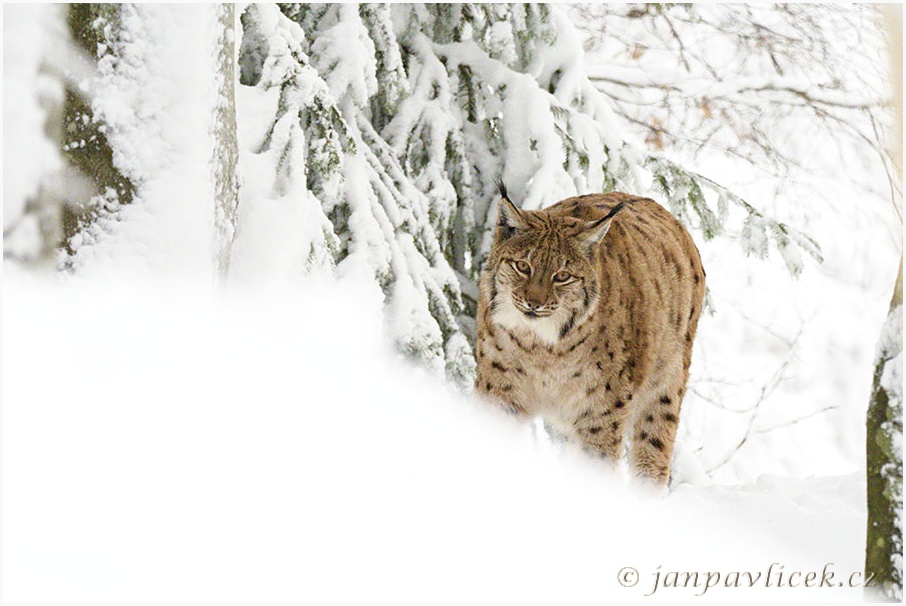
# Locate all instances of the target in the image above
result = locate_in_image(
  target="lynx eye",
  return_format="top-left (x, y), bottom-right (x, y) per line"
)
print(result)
top-left (513, 260), bottom-right (531, 275)
top-left (553, 270), bottom-right (573, 283)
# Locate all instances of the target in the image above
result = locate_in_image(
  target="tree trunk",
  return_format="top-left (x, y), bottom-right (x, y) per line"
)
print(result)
top-left (212, 3), bottom-right (239, 282)
top-left (865, 257), bottom-right (903, 601)
top-left (63, 4), bottom-right (134, 256)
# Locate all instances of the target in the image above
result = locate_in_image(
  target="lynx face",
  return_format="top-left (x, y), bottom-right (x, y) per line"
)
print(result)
top-left (489, 206), bottom-right (617, 346)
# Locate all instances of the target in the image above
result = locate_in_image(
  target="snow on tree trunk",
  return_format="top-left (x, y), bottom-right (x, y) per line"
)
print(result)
top-left (213, 4), bottom-right (240, 282)
top-left (866, 258), bottom-right (903, 602)
top-left (64, 5), bottom-right (230, 282)
top-left (61, 5), bottom-right (136, 265)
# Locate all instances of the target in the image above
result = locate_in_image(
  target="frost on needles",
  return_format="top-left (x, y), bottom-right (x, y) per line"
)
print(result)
top-left (234, 4), bottom-right (820, 385)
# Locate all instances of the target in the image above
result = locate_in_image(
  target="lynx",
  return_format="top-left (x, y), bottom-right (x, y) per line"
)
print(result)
top-left (474, 186), bottom-right (706, 486)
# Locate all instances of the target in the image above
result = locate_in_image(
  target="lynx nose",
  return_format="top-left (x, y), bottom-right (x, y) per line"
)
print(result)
top-left (522, 298), bottom-right (546, 316)
top-left (523, 287), bottom-right (548, 310)
top-left (523, 295), bottom-right (543, 309)
top-left (522, 282), bottom-right (549, 314)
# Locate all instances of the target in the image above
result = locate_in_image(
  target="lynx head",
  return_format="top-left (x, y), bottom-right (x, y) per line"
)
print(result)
top-left (486, 190), bottom-right (624, 345)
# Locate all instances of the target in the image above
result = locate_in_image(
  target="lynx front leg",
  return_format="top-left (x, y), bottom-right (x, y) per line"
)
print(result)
top-left (629, 390), bottom-right (683, 487)
top-left (474, 369), bottom-right (529, 418)
top-left (474, 336), bottom-right (531, 418)
top-left (572, 391), bottom-right (632, 463)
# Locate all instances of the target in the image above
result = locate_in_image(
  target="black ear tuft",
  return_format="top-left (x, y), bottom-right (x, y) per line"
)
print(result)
top-left (603, 201), bottom-right (626, 222)
top-left (494, 179), bottom-right (509, 202)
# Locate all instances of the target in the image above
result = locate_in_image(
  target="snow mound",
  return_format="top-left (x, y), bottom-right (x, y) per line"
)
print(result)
top-left (3, 271), bottom-right (866, 602)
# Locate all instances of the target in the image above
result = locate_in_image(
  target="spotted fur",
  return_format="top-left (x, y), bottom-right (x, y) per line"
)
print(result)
top-left (475, 190), bottom-right (706, 486)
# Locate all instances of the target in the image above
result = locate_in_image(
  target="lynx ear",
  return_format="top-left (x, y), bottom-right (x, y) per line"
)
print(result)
top-left (581, 201), bottom-right (625, 251)
top-left (496, 182), bottom-right (528, 238)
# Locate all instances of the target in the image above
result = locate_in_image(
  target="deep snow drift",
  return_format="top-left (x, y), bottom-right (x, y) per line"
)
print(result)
top-left (4, 269), bottom-right (867, 602)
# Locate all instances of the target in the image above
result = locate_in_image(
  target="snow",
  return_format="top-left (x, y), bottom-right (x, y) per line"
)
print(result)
top-left (66, 5), bottom-right (222, 283)
top-left (3, 4), bottom-right (65, 257)
top-left (309, 5), bottom-right (377, 107)
top-left (3, 270), bottom-right (868, 602)
top-left (879, 301), bottom-right (903, 404)
top-left (3, 3), bottom-right (900, 601)
top-left (228, 5), bottom-right (479, 384)
top-left (485, 21), bottom-right (517, 65)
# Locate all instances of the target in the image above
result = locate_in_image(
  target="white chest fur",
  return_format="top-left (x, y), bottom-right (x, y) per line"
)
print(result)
top-left (491, 299), bottom-right (566, 347)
